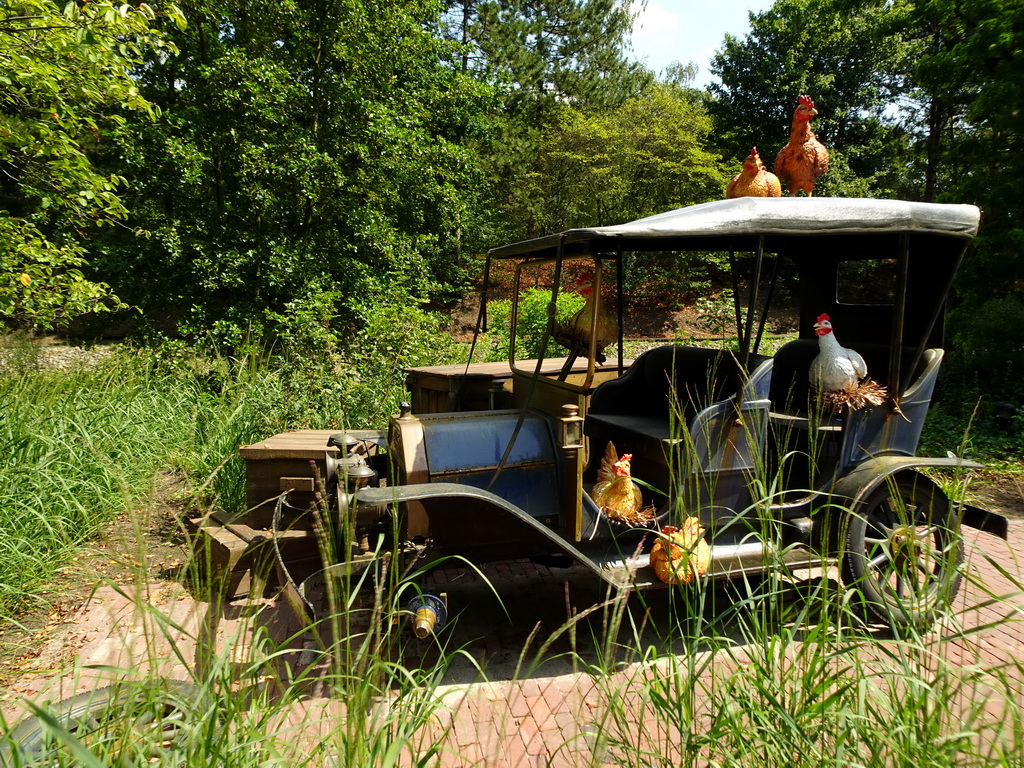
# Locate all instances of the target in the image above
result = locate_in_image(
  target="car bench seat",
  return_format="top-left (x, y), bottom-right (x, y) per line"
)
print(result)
top-left (584, 346), bottom-right (762, 489)
top-left (767, 339), bottom-right (944, 477)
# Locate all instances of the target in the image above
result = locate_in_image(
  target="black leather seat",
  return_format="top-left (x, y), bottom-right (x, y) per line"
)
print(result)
top-left (591, 346), bottom-right (744, 423)
top-left (584, 346), bottom-right (748, 484)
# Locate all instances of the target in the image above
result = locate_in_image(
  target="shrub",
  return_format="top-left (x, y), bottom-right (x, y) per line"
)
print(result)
top-left (485, 288), bottom-right (585, 361)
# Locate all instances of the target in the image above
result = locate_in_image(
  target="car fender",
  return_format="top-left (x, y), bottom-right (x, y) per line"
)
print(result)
top-left (822, 456), bottom-right (1007, 540)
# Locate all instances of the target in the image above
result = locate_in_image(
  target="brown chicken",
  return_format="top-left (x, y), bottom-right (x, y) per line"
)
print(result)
top-left (726, 146), bottom-right (782, 199)
top-left (568, 272), bottom-right (618, 363)
top-left (592, 442), bottom-right (650, 525)
top-left (774, 94), bottom-right (829, 196)
top-left (649, 519), bottom-right (711, 585)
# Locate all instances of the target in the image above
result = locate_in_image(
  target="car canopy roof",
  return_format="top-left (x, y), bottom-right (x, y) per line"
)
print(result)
top-left (488, 197), bottom-right (981, 259)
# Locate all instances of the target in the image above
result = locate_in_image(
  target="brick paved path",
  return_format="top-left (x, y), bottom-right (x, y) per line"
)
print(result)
top-left (4, 522), bottom-right (1023, 766)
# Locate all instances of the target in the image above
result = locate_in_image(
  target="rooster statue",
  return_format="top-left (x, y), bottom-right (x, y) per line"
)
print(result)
top-left (774, 95), bottom-right (829, 197)
top-left (557, 271), bottom-right (618, 363)
top-left (809, 313), bottom-right (887, 409)
top-left (592, 442), bottom-right (653, 526)
top-left (649, 519), bottom-right (711, 585)
top-left (726, 147), bottom-right (782, 199)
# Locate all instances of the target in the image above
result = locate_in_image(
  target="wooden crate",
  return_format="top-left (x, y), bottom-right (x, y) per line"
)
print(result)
top-left (405, 361), bottom-right (514, 413)
top-left (187, 514), bottom-right (318, 600)
top-left (239, 429), bottom-right (383, 529)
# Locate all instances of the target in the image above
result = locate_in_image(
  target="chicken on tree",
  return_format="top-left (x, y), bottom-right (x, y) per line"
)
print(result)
top-left (774, 95), bottom-right (829, 197)
top-left (649, 519), bottom-right (710, 585)
top-left (726, 147), bottom-right (782, 199)
top-left (556, 271), bottom-right (618, 363)
top-left (592, 442), bottom-right (654, 526)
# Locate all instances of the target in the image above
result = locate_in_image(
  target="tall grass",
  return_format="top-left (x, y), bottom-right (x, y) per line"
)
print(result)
top-left (0, 345), bottom-right (227, 617)
top-left (2, 334), bottom-right (1023, 767)
top-left (0, 328), bottom-right (451, 620)
top-left (582, 539), bottom-right (1024, 767)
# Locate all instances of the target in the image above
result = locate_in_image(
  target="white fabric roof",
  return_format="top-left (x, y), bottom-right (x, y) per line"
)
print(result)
top-left (491, 197), bottom-right (980, 257)
top-left (583, 197), bottom-right (980, 238)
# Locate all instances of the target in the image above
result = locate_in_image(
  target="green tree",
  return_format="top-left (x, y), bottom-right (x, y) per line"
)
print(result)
top-left (708, 0), bottom-right (914, 196)
top-left (0, 0), bottom-right (183, 329)
top-left (446, 0), bottom-right (656, 250)
top-left (97, 0), bottom-right (492, 346)
top-left (930, 0), bottom-right (1024, 394)
top-left (506, 83), bottom-right (727, 237)
top-left (447, 0), bottom-right (651, 111)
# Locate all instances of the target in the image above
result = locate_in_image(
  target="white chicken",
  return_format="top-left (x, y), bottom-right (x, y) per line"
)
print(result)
top-left (809, 313), bottom-right (867, 392)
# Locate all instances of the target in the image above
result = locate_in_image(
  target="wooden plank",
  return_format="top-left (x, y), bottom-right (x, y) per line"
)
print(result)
top-left (189, 517), bottom-right (322, 600)
top-left (280, 476), bottom-right (315, 492)
top-left (239, 429), bottom-right (383, 460)
top-left (189, 518), bottom-right (254, 599)
top-left (404, 358), bottom-right (600, 377)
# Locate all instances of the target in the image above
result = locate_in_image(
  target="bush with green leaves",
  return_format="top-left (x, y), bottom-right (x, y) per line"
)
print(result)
top-left (485, 288), bottom-right (585, 361)
top-left (342, 302), bottom-right (464, 428)
top-left (0, 0), bottom-right (183, 330)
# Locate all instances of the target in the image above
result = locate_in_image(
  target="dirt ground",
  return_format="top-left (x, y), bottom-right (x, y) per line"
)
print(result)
top-left (440, 283), bottom-right (803, 342)
top-left (0, 474), bottom-right (190, 692)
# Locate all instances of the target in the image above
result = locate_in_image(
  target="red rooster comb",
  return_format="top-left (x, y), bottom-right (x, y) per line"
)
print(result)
top-left (816, 312), bottom-right (830, 323)
top-left (613, 453), bottom-right (632, 477)
top-left (799, 94), bottom-right (815, 109)
top-left (573, 270), bottom-right (598, 286)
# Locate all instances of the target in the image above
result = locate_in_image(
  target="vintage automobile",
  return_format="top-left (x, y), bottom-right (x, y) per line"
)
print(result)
top-left (3, 197), bottom-right (1012, 766)
top-left (240, 196), bottom-right (1008, 632)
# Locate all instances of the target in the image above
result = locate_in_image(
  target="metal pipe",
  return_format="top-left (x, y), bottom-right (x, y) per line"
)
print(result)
top-left (742, 235), bottom-right (765, 358)
top-left (889, 234), bottom-right (910, 404)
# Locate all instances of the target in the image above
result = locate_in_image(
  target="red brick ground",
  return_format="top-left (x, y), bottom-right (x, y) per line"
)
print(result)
top-left (3, 522), bottom-right (1022, 766)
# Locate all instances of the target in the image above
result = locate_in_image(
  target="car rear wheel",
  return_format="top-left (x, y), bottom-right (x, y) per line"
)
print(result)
top-left (841, 474), bottom-right (963, 629)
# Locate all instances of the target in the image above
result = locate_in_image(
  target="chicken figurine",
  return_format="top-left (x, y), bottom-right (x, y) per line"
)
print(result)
top-left (650, 519), bottom-right (711, 585)
top-left (809, 313), bottom-right (866, 392)
top-left (810, 313), bottom-right (887, 409)
top-left (557, 271), bottom-right (618, 363)
top-left (726, 147), bottom-right (782, 199)
top-left (774, 94), bottom-right (829, 197)
top-left (592, 442), bottom-right (653, 526)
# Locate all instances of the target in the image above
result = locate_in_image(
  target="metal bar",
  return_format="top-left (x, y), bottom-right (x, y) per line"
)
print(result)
top-left (490, 238), bottom-right (564, 491)
top-left (741, 236), bottom-right (765, 357)
top-left (616, 249), bottom-right (624, 375)
top-left (902, 240), bottom-right (969, 395)
top-left (482, 251), bottom-right (491, 334)
top-left (453, 252), bottom-right (492, 410)
top-left (753, 256), bottom-right (781, 356)
top-left (889, 234), bottom-right (910, 403)
top-left (584, 260), bottom-right (600, 390)
top-left (729, 251), bottom-right (744, 350)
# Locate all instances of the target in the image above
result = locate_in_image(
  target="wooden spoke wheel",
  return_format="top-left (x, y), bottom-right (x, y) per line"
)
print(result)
top-left (841, 474), bottom-right (963, 629)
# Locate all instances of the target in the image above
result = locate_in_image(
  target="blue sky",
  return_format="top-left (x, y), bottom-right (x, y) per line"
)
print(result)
top-left (628, 0), bottom-right (776, 88)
